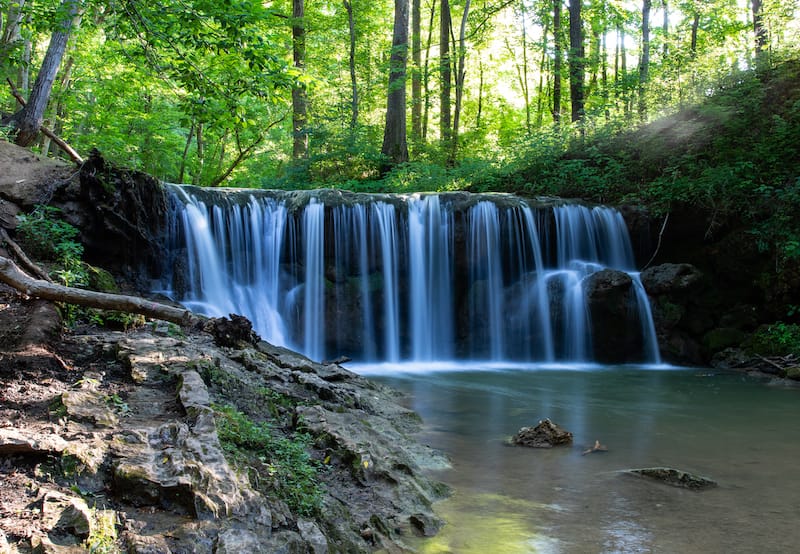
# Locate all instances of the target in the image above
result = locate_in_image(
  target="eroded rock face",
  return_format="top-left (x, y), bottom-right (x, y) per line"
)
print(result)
top-left (22, 326), bottom-right (449, 554)
top-left (511, 419), bottom-right (573, 448)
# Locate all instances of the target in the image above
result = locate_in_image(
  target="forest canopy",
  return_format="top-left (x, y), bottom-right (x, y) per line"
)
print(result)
top-left (0, 0), bottom-right (798, 190)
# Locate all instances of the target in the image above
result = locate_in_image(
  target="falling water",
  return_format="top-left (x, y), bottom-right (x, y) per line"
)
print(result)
top-left (162, 187), bottom-right (661, 365)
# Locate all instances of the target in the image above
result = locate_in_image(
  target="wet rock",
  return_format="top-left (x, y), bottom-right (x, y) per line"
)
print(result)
top-left (511, 419), bottom-right (573, 448)
top-left (584, 269), bottom-right (644, 363)
top-left (702, 327), bottom-right (747, 355)
top-left (641, 263), bottom-right (704, 295)
top-left (624, 467), bottom-right (717, 490)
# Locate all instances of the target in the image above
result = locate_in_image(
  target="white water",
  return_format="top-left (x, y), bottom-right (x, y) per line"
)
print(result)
top-left (163, 187), bottom-right (661, 366)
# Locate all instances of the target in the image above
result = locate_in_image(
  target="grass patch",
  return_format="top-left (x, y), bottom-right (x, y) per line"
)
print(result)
top-left (212, 403), bottom-right (323, 516)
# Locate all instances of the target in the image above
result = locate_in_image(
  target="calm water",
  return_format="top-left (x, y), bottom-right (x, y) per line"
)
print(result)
top-left (365, 366), bottom-right (800, 554)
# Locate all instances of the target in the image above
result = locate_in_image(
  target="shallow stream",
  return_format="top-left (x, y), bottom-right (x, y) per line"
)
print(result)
top-left (364, 366), bottom-right (800, 553)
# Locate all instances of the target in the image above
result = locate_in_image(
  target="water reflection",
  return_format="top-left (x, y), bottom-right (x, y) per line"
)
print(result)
top-left (369, 368), bottom-right (800, 553)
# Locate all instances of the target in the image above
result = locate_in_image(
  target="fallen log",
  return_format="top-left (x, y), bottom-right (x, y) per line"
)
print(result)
top-left (0, 254), bottom-right (198, 326)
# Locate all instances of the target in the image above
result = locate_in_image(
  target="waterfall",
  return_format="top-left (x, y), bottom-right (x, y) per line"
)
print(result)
top-left (162, 186), bottom-right (661, 366)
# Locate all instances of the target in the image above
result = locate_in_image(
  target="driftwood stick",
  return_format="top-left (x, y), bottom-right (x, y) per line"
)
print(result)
top-left (0, 254), bottom-right (198, 326)
top-left (755, 354), bottom-right (787, 373)
top-left (5, 78), bottom-right (84, 164)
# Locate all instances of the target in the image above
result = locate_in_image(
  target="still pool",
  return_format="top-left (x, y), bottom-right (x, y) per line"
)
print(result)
top-left (365, 367), bottom-right (800, 553)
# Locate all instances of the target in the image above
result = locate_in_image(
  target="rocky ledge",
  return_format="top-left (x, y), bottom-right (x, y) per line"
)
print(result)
top-left (0, 316), bottom-right (449, 553)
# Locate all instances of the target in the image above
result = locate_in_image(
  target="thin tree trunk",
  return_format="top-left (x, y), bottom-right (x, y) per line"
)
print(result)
top-left (411, 0), bottom-right (422, 142)
top-left (690, 12), bottom-right (699, 58)
top-left (178, 123), bottom-right (194, 184)
top-left (440, 0), bottom-right (452, 146)
top-left (553, 0), bottom-right (562, 125)
top-left (568, 0), bottom-right (584, 124)
top-left (193, 123), bottom-right (204, 185)
top-left (344, 0), bottom-right (359, 132)
top-left (602, 31), bottom-right (609, 121)
top-left (380, 0), bottom-right (410, 171)
top-left (662, 0), bottom-right (669, 59)
top-left (752, 0), bottom-right (767, 59)
top-left (638, 0), bottom-right (651, 120)
top-left (451, 0), bottom-right (471, 162)
top-left (536, 20), bottom-right (549, 126)
top-left (5, 0), bottom-right (82, 147)
top-left (476, 57), bottom-right (484, 129)
top-left (422, 1), bottom-right (436, 140)
top-left (292, 0), bottom-right (309, 160)
top-left (519, 1), bottom-right (531, 133)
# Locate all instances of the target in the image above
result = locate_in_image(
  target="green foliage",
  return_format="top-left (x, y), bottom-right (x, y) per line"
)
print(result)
top-left (747, 322), bottom-right (800, 357)
top-left (213, 403), bottom-right (322, 516)
top-left (16, 205), bottom-right (84, 263)
top-left (84, 509), bottom-right (120, 554)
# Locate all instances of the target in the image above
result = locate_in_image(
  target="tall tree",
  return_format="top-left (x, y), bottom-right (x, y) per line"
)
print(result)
top-left (343, 0), bottom-right (358, 131)
top-left (411, 0), bottom-right (422, 142)
top-left (638, 0), bottom-right (651, 120)
top-left (451, 0), bottom-right (471, 161)
top-left (552, 0), bottom-right (562, 125)
top-left (380, 0), bottom-right (410, 171)
top-left (440, 0), bottom-right (452, 146)
top-left (292, 0), bottom-right (309, 159)
top-left (4, 0), bottom-right (82, 147)
top-left (751, 0), bottom-right (767, 58)
top-left (568, 0), bottom-right (584, 123)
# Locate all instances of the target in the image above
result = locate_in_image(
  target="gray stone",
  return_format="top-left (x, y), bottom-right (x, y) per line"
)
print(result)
top-left (297, 520), bottom-right (328, 554)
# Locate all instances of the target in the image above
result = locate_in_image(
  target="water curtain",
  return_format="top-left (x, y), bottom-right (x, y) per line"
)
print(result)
top-left (163, 187), bottom-right (660, 365)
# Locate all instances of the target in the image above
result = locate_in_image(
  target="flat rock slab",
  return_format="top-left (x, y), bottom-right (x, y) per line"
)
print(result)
top-left (624, 467), bottom-right (718, 490)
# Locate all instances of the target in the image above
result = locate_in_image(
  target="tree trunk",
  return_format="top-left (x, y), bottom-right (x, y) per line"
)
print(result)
top-left (476, 57), bottom-right (484, 129)
top-left (5, 0), bottom-right (82, 147)
top-left (440, 0), bottom-right (452, 147)
top-left (178, 123), bottom-right (194, 184)
top-left (752, 0), bottom-right (767, 59)
top-left (1, 0), bottom-right (26, 59)
top-left (451, 0), bottom-right (471, 162)
top-left (411, 0), bottom-right (422, 142)
top-left (638, 0), bottom-right (651, 120)
top-left (536, 20), bottom-right (549, 126)
top-left (422, 1), bottom-right (436, 141)
top-left (552, 0), bottom-right (562, 125)
top-left (568, 0), bottom-right (584, 124)
top-left (519, 1), bottom-right (531, 133)
top-left (0, 255), bottom-right (198, 326)
top-left (662, 0), bottom-right (669, 59)
top-left (690, 11), bottom-right (699, 59)
top-left (380, 0), bottom-right (410, 172)
top-left (344, 0), bottom-right (359, 132)
top-left (292, 0), bottom-right (309, 160)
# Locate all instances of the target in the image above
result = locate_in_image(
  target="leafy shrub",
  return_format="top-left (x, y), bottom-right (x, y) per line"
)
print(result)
top-left (747, 322), bottom-right (800, 357)
top-left (16, 205), bottom-right (84, 263)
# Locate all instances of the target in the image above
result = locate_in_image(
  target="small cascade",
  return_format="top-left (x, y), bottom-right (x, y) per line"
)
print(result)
top-left (162, 186), bottom-right (661, 365)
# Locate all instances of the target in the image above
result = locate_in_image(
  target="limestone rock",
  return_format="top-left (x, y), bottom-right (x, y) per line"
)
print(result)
top-left (511, 419), bottom-right (573, 448)
top-left (0, 429), bottom-right (68, 456)
top-left (297, 520), bottom-right (328, 554)
top-left (40, 490), bottom-right (92, 539)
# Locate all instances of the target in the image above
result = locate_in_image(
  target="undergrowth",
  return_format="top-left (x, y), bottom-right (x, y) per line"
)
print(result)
top-left (212, 403), bottom-right (323, 517)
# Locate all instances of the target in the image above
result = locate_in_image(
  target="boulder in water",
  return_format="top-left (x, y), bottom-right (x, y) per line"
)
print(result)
top-left (641, 263), bottom-right (704, 296)
top-left (511, 419), bottom-right (573, 448)
top-left (584, 269), bottom-right (644, 363)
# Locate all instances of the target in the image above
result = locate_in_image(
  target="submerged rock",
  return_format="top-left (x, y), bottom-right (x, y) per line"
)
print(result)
top-left (624, 467), bottom-right (717, 490)
top-left (511, 419), bottom-right (573, 448)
